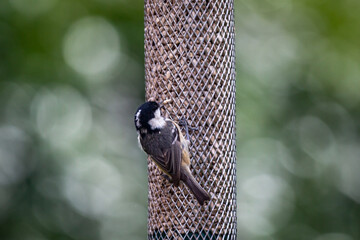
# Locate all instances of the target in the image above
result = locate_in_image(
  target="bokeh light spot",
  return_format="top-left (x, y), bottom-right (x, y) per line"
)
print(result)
top-left (9, 0), bottom-right (57, 16)
top-left (299, 116), bottom-right (335, 157)
top-left (63, 16), bottom-right (120, 78)
top-left (239, 173), bottom-right (295, 237)
top-left (32, 87), bottom-right (92, 147)
top-left (0, 125), bottom-right (28, 185)
top-left (238, 213), bottom-right (275, 236)
top-left (62, 156), bottom-right (122, 218)
top-left (337, 145), bottom-right (360, 204)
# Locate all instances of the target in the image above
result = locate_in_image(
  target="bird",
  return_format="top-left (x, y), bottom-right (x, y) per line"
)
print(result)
top-left (134, 101), bottom-right (210, 205)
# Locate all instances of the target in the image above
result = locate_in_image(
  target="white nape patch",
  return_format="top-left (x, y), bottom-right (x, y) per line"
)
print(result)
top-left (148, 108), bottom-right (166, 130)
top-left (137, 131), bottom-right (142, 148)
top-left (135, 109), bottom-right (141, 128)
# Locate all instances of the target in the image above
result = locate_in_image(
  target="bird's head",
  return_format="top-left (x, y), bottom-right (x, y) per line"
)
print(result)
top-left (134, 101), bottom-right (166, 132)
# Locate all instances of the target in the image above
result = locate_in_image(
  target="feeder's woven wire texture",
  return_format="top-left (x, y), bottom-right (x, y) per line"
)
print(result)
top-left (145, 0), bottom-right (236, 239)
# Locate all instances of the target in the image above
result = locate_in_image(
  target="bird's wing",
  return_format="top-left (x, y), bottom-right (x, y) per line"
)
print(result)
top-left (150, 140), bottom-right (181, 186)
top-left (150, 121), bottom-right (182, 186)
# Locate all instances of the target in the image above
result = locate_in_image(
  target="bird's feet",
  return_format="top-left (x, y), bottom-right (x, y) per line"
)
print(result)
top-left (178, 118), bottom-right (198, 141)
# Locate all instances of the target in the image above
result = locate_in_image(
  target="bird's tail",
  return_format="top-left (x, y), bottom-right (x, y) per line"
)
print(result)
top-left (181, 167), bottom-right (210, 205)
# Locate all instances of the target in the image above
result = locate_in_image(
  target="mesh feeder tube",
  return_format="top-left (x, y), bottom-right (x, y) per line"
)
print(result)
top-left (144, 0), bottom-right (236, 239)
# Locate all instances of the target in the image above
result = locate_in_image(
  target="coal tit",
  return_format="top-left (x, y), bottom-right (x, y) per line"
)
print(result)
top-left (134, 101), bottom-right (210, 205)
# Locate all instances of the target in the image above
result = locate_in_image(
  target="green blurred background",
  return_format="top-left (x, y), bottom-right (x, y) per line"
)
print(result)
top-left (1, 0), bottom-right (360, 239)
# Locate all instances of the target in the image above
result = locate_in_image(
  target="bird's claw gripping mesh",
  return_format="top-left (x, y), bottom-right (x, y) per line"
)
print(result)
top-left (144, 0), bottom-right (236, 239)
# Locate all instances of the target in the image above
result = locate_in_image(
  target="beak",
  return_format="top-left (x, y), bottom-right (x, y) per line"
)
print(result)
top-left (159, 99), bottom-right (172, 109)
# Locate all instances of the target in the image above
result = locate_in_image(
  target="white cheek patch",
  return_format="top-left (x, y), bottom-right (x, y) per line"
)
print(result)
top-left (148, 109), bottom-right (166, 130)
top-left (135, 110), bottom-right (141, 128)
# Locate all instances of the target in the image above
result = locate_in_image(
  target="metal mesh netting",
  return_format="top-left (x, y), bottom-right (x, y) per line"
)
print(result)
top-left (144, 0), bottom-right (236, 239)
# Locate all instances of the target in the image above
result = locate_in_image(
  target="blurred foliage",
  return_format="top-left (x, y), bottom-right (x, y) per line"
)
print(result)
top-left (0, 0), bottom-right (359, 240)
